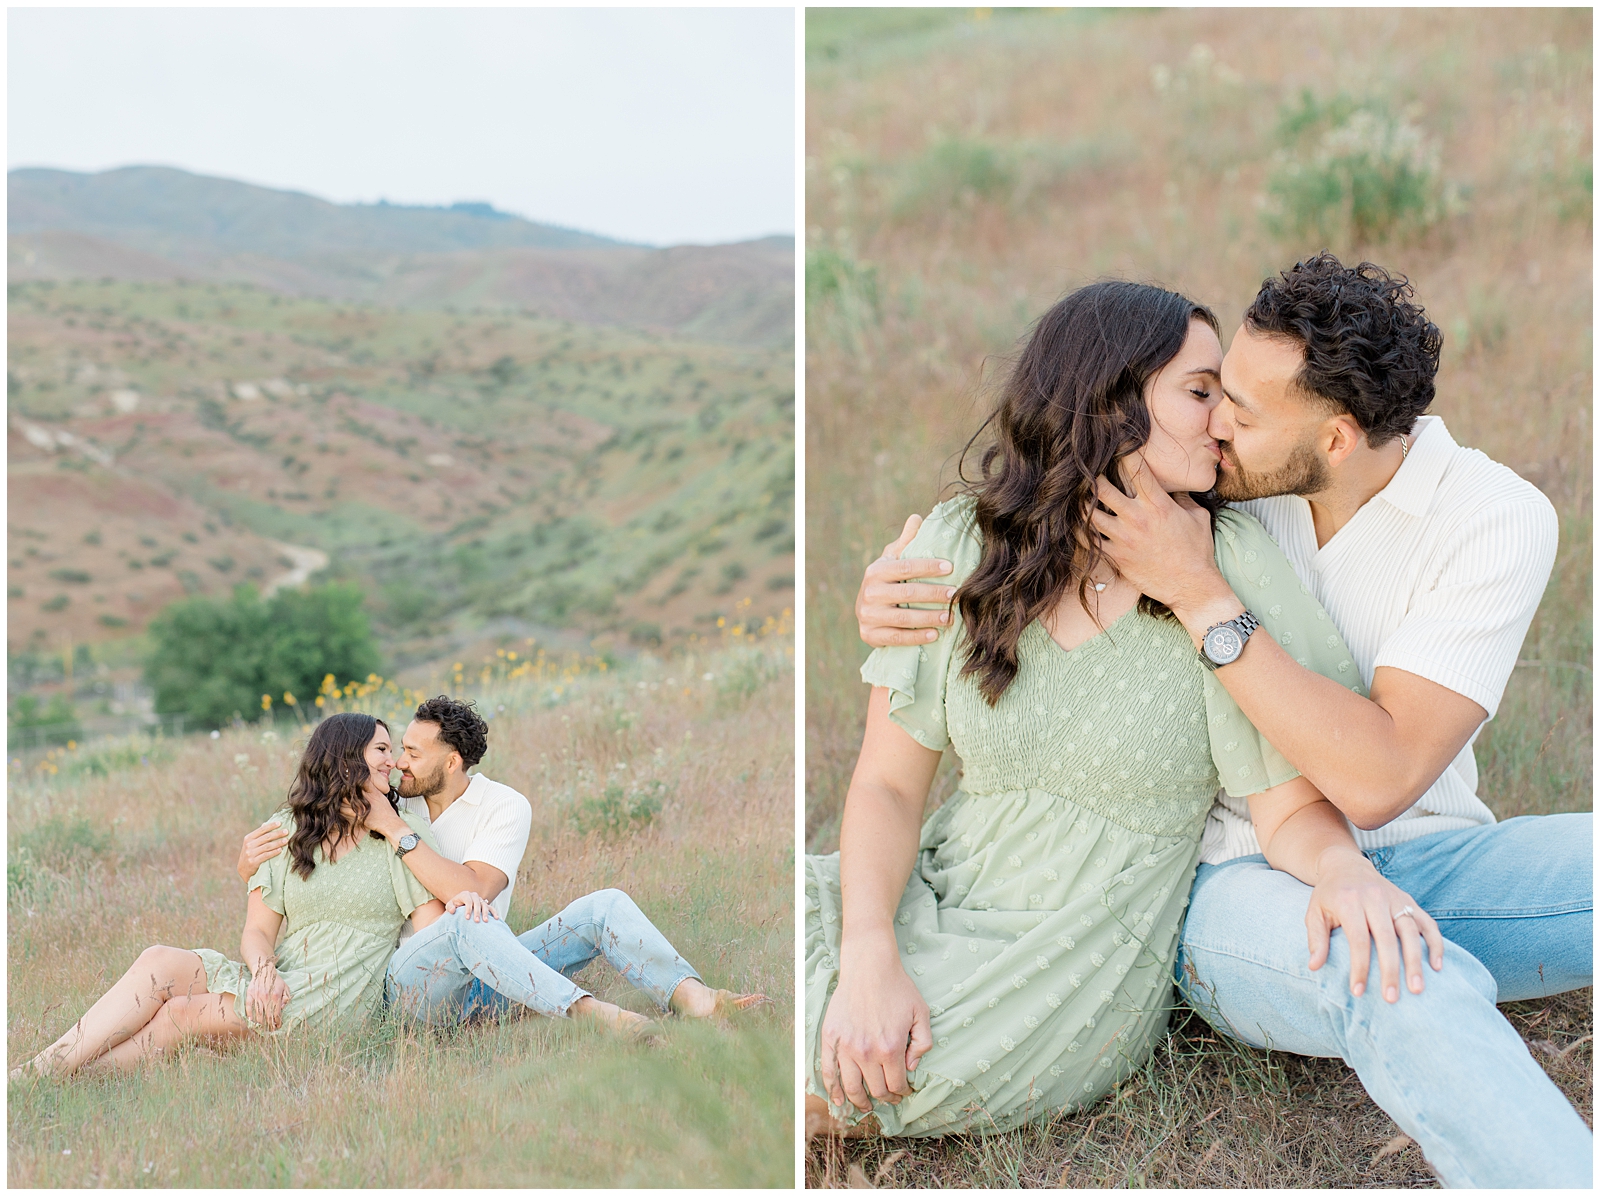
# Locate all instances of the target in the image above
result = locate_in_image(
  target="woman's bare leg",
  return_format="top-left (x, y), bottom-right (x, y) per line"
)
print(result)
top-left (18, 946), bottom-right (211, 1077)
top-left (88, 992), bottom-right (252, 1072)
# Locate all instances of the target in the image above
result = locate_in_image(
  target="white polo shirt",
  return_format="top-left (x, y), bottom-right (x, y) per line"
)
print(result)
top-left (397, 772), bottom-right (533, 924)
top-left (1201, 415), bottom-right (1559, 863)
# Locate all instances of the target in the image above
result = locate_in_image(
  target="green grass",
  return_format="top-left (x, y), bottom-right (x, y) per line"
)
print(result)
top-left (805, 7), bottom-right (1591, 1187)
top-left (8, 631), bottom-right (794, 1186)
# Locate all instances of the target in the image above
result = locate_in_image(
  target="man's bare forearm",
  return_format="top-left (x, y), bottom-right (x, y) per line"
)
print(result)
top-left (1202, 630), bottom-right (1450, 828)
top-left (1167, 576), bottom-right (1460, 828)
top-left (394, 843), bottom-right (496, 904)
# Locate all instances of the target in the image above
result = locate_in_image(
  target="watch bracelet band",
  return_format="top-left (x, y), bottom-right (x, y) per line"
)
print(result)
top-left (1200, 610), bottom-right (1260, 669)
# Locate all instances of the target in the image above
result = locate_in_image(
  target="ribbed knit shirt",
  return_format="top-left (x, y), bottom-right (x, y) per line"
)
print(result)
top-left (1200, 415), bottom-right (1560, 863)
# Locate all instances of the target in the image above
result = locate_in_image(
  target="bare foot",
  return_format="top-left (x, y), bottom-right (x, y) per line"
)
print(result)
top-left (669, 978), bottom-right (771, 1020)
top-left (804, 1093), bottom-right (880, 1140)
top-left (568, 996), bottom-right (664, 1045)
top-left (11, 1051), bottom-right (57, 1081)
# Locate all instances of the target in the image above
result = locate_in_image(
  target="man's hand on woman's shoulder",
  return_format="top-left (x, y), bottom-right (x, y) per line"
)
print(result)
top-left (237, 818), bottom-right (290, 882)
top-left (856, 513), bottom-right (957, 648)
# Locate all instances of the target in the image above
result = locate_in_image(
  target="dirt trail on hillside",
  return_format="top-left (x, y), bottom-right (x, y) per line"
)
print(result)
top-left (263, 541), bottom-right (329, 596)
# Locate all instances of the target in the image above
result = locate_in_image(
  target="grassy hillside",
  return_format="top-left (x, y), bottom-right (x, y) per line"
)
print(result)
top-left (8, 279), bottom-right (793, 677)
top-left (9, 168), bottom-right (795, 348)
top-left (805, 8), bottom-right (1590, 1187)
top-left (8, 628), bottom-right (794, 1186)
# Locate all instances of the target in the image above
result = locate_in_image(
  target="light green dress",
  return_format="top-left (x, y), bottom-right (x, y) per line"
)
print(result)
top-left (194, 808), bottom-right (438, 1033)
top-left (804, 497), bottom-right (1364, 1136)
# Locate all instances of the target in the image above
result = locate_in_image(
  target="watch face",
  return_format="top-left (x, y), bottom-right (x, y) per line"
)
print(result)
top-left (1205, 625), bottom-right (1242, 664)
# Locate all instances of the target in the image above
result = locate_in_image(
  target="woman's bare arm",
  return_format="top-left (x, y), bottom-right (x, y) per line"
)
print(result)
top-left (821, 686), bottom-right (943, 1114)
top-left (240, 888), bottom-right (289, 1028)
top-left (408, 898), bottom-right (448, 933)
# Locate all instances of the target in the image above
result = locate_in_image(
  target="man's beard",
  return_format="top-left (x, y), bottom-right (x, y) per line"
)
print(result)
top-left (1214, 437), bottom-right (1331, 501)
top-left (398, 760), bottom-right (449, 799)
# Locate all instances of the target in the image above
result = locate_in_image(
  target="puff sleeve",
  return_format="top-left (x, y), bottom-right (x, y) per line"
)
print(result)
top-left (1203, 508), bottom-right (1365, 798)
top-left (858, 497), bottom-right (984, 752)
top-left (246, 810), bottom-right (292, 914)
top-left (387, 809), bottom-right (443, 918)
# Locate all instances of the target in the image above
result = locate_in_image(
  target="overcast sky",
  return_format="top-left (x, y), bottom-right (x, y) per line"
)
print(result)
top-left (9, 7), bottom-right (795, 246)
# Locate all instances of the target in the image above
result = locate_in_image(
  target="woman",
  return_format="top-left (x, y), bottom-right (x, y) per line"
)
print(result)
top-left (805, 281), bottom-right (1441, 1137)
top-left (14, 713), bottom-right (444, 1076)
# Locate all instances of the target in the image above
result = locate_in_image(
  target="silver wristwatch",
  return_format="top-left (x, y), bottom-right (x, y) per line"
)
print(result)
top-left (394, 832), bottom-right (421, 858)
top-left (1199, 611), bottom-right (1261, 670)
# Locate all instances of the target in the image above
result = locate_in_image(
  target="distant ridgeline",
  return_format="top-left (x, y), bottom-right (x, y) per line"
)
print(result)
top-left (6, 177), bottom-right (794, 665)
top-left (9, 166), bottom-right (793, 348)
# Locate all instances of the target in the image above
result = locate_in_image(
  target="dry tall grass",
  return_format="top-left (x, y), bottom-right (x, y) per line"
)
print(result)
top-left (805, 8), bottom-right (1590, 1187)
top-left (8, 632), bottom-right (794, 1186)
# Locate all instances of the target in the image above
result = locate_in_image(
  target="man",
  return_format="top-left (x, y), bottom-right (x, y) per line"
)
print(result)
top-left (852, 255), bottom-right (1591, 1186)
top-left (240, 694), bottom-right (759, 1039)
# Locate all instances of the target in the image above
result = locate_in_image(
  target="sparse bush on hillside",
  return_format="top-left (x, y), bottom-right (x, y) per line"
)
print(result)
top-left (568, 779), bottom-right (667, 839)
top-left (8, 693), bottom-right (82, 749)
top-left (1265, 92), bottom-right (1467, 245)
top-left (890, 136), bottom-right (1093, 221)
top-left (806, 240), bottom-right (880, 328)
top-left (144, 582), bottom-right (381, 728)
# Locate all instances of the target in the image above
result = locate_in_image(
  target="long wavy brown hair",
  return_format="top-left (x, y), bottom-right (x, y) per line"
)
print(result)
top-left (954, 280), bottom-right (1223, 705)
top-left (285, 712), bottom-right (393, 880)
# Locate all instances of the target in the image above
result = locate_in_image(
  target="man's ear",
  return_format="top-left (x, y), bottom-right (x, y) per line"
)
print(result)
top-left (1322, 414), bottom-right (1366, 468)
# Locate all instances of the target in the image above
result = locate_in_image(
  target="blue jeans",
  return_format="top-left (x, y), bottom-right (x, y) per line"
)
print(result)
top-left (1175, 813), bottom-right (1593, 1188)
top-left (385, 888), bottom-right (702, 1024)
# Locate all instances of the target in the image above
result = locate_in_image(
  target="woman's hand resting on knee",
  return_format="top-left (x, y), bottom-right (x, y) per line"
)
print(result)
top-left (444, 891), bottom-right (498, 922)
top-left (819, 944), bottom-right (933, 1115)
top-left (1307, 845), bottom-right (1445, 1004)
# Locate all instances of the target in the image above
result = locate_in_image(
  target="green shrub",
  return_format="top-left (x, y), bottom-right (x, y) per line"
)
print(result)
top-left (143, 582), bottom-right (382, 729)
top-left (63, 733), bottom-right (175, 779)
top-left (13, 816), bottom-right (114, 868)
top-left (569, 780), bottom-right (666, 839)
top-left (1264, 94), bottom-right (1465, 244)
top-left (894, 136), bottom-right (1018, 215)
top-left (805, 243), bottom-right (880, 320)
top-left (9, 692), bottom-right (82, 748)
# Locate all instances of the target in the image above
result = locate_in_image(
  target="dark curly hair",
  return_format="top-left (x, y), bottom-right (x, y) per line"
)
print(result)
top-left (285, 712), bottom-right (391, 881)
top-left (1244, 253), bottom-right (1441, 447)
top-left (955, 280), bottom-right (1223, 705)
top-left (413, 695), bottom-right (488, 768)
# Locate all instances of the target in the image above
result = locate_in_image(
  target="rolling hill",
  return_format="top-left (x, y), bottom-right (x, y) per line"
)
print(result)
top-left (9, 167), bottom-right (794, 348)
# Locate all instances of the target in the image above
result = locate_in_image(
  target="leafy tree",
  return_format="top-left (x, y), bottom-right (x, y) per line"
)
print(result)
top-left (144, 583), bottom-right (382, 728)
